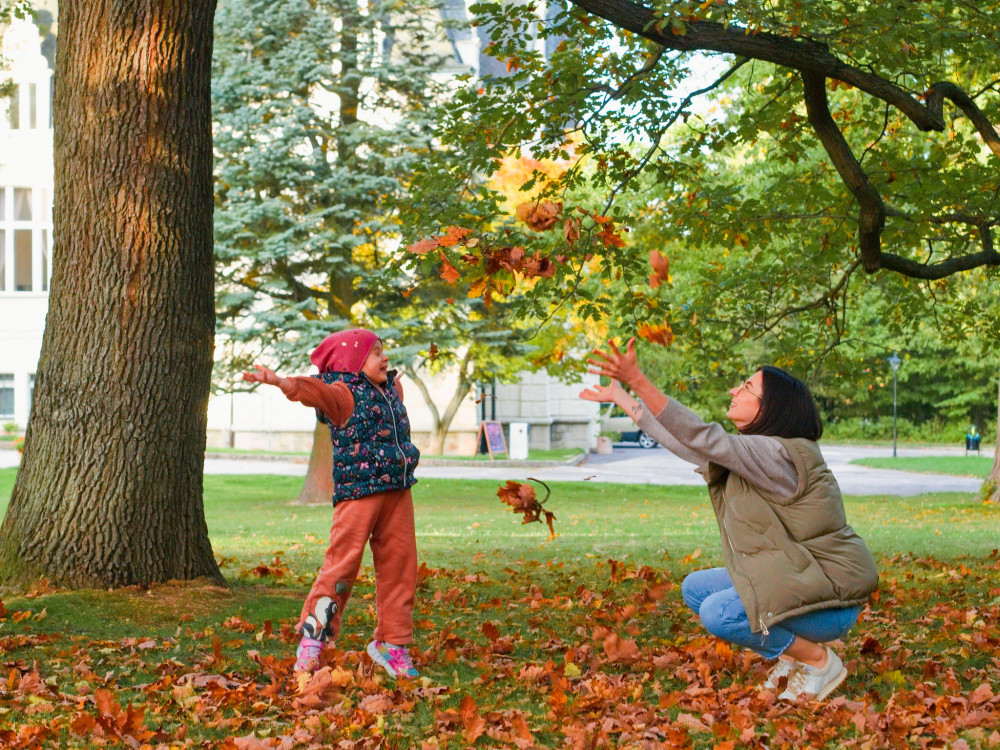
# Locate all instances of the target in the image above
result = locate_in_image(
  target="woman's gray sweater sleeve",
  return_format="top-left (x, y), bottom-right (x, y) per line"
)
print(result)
top-left (636, 399), bottom-right (799, 499)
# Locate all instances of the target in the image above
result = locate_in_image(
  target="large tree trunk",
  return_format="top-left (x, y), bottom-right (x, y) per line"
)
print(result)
top-left (986, 373), bottom-right (1000, 503)
top-left (0, 0), bottom-right (223, 588)
top-left (294, 422), bottom-right (335, 505)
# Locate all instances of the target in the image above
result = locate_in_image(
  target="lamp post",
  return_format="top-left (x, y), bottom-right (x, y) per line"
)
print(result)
top-left (888, 352), bottom-right (901, 458)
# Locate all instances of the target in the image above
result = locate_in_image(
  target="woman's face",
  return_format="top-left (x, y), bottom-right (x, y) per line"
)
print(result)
top-left (361, 341), bottom-right (389, 385)
top-left (727, 370), bottom-right (764, 430)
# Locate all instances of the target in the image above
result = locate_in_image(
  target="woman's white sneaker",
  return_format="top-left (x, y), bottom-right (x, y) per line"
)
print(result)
top-left (762, 657), bottom-right (799, 691)
top-left (778, 647), bottom-right (847, 701)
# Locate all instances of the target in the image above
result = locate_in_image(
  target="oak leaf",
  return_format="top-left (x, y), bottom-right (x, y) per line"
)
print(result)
top-left (439, 252), bottom-right (461, 284)
top-left (648, 250), bottom-right (670, 289)
top-left (516, 200), bottom-right (562, 231)
top-left (637, 319), bottom-right (675, 347)
top-left (437, 225), bottom-right (472, 248)
top-left (407, 237), bottom-right (440, 255)
top-left (497, 478), bottom-right (557, 540)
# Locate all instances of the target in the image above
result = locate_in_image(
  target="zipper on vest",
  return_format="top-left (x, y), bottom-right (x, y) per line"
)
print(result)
top-left (721, 512), bottom-right (768, 637)
top-left (370, 376), bottom-right (406, 480)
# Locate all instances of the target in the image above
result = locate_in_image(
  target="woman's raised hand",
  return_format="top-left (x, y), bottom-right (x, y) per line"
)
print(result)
top-left (241, 364), bottom-right (279, 386)
top-left (579, 378), bottom-right (626, 404)
top-left (586, 337), bottom-right (641, 387)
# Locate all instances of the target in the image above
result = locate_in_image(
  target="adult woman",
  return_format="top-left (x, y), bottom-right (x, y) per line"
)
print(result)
top-left (581, 338), bottom-right (878, 701)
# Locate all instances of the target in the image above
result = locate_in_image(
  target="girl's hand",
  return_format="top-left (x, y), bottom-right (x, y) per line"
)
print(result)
top-left (241, 364), bottom-right (280, 386)
top-left (586, 337), bottom-right (641, 388)
top-left (579, 378), bottom-right (626, 404)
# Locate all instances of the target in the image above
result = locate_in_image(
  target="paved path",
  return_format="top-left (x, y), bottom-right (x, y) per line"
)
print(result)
top-left (0, 444), bottom-right (986, 496)
top-left (415, 444), bottom-right (985, 496)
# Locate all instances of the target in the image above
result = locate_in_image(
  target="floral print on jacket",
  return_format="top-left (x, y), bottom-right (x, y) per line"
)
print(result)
top-left (315, 370), bottom-right (420, 504)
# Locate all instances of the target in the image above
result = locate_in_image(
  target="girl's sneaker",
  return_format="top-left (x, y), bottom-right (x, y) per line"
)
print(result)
top-left (295, 637), bottom-right (324, 672)
top-left (367, 640), bottom-right (419, 678)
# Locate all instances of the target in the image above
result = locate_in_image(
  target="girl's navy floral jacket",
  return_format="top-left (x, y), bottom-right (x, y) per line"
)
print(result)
top-left (315, 370), bottom-right (420, 504)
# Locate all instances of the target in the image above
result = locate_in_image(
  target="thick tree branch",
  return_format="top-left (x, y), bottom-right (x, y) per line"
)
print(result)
top-left (567, 1), bottom-right (941, 126)
top-left (879, 221), bottom-right (999, 280)
top-left (800, 71), bottom-right (885, 272)
top-left (566, 0), bottom-right (1000, 279)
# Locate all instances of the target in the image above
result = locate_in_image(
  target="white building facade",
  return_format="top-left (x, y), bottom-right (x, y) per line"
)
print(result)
top-left (0, 18), bottom-right (53, 429)
top-left (1, 9), bottom-right (600, 453)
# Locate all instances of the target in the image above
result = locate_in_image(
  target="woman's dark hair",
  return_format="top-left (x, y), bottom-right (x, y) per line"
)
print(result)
top-left (740, 366), bottom-right (823, 441)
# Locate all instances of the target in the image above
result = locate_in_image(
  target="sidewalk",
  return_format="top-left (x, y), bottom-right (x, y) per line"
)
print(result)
top-left (0, 442), bottom-right (989, 496)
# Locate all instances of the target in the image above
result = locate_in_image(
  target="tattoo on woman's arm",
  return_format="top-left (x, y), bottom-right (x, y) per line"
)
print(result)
top-left (629, 404), bottom-right (643, 419)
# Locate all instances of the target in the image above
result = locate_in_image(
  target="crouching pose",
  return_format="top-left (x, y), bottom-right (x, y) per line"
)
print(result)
top-left (581, 338), bottom-right (877, 701)
top-left (243, 328), bottom-right (421, 678)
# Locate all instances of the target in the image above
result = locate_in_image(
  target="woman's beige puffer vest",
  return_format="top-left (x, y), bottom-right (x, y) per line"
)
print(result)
top-left (702, 437), bottom-right (878, 634)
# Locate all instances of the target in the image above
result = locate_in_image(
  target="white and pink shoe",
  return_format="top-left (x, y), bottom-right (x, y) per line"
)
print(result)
top-left (367, 640), bottom-right (419, 678)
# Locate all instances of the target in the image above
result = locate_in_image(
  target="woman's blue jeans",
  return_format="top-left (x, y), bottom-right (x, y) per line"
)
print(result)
top-left (681, 567), bottom-right (862, 659)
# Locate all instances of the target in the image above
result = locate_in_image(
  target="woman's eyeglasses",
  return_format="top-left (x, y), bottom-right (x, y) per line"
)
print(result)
top-left (736, 379), bottom-right (760, 398)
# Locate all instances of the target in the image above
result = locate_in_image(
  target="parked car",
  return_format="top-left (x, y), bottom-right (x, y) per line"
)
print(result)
top-left (599, 404), bottom-right (658, 449)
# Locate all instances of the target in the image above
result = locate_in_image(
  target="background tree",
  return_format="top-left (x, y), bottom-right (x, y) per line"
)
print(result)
top-left (0, 0), bottom-right (222, 587)
top-left (396, 0), bottom-right (998, 477)
top-left (371, 275), bottom-right (589, 455)
top-left (212, 0), bottom-right (456, 501)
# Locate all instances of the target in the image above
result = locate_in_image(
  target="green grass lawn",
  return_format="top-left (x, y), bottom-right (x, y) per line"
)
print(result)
top-left (851, 454), bottom-right (994, 478)
top-left (1, 468), bottom-right (998, 747)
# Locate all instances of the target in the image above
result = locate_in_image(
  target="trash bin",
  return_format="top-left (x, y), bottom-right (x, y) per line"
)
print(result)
top-left (966, 426), bottom-right (981, 454)
top-left (509, 422), bottom-right (529, 460)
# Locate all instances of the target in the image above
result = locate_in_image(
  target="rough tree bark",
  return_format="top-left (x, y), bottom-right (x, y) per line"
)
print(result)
top-left (986, 374), bottom-right (1000, 504)
top-left (0, 0), bottom-right (223, 587)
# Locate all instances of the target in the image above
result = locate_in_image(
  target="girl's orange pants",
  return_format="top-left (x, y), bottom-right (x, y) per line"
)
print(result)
top-left (297, 487), bottom-right (417, 645)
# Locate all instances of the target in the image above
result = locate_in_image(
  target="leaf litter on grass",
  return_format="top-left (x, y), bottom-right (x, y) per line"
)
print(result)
top-left (1, 552), bottom-right (999, 747)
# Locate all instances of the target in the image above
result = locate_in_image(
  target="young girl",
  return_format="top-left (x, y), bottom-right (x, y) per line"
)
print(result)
top-left (242, 328), bottom-right (421, 678)
top-left (581, 338), bottom-right (878, 702)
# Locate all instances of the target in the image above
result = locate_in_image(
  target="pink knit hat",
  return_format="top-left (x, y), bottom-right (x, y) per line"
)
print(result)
top-left (310, 329), bottom-right (380, 374)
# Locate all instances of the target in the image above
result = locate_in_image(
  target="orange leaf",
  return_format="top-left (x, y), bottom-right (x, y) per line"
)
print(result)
top-left (439, 251), bottom-right (461, 284)
top-left (438, 225), bottom-right (472, 248)
top-left (459, 695), bottom-right (487, 743)
top-left (406, 237), bottom-right (440, 255)
top-left (648, 250), bottom-right (670, 289)
top-left (637, 318), bottom-right (675, 347)
top-left (515, 200), bottom-right (562, 231)
top-left (468, 276), bottom-right (488, 299)
top-left (681, 547), bottom-right (702, 564)
top-left (563, 217), bottom-right (581, 245)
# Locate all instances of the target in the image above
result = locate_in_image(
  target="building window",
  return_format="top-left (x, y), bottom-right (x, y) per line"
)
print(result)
top-left (7, 84), bottom-right (20, 129)
top-left (0, 374), bottom-right (13, 420)
top-left (0, 186), bottom-right (51, 293)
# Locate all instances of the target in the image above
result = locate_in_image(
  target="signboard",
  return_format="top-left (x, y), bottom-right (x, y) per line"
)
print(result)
top-left (475, 420), bottom-right (507, 459)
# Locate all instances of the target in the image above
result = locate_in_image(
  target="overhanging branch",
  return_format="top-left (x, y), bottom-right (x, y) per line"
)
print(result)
top-left (565, 0), bottom-right (1000, 279)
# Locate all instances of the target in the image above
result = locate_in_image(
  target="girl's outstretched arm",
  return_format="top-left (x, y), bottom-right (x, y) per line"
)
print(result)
top-left (241, 365), bottom-right (353, 427)
top-left (242, 364), bottom-right (287, 388)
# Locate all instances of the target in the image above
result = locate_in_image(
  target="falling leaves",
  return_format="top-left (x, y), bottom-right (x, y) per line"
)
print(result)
top-left (497, 477), bottom-right (557, 540)
top-left (637, 318), bottom-right (675, 347)
top-left (648, 250), bottom-right (670, 289)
